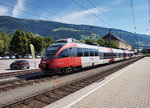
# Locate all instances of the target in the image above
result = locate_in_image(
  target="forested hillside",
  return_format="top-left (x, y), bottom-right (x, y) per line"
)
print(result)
top-left (0, 16), bottom-right (150, 48)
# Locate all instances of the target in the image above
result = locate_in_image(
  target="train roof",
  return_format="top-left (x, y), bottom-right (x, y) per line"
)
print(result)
top-left (55, 38), bottom-right (134, 53)
top-left (56, 38), bottom-right (81, 43)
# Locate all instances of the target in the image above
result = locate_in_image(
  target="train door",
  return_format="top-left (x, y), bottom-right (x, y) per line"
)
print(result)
top-left (69, 47), bottom-right (78, 67)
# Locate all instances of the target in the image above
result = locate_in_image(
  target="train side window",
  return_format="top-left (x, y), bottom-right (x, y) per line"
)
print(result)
top-left (106, 53), bottom-right (108, 58)
top-left (84, 48), bottom-right (89, 56)
top-left (109, 53), bottom-right (111, 58)
top-left (90, 49), bottom-right (94, 56)
top-left (95, 50), bottom-right (99, 56)
top-left (57, 48), bottom-right (69, 58)
top-left (99, 52), bottom-right (103, 59)
top-left (123, 53), bottom-right (126, 57)
top-left (113, 53), bottom-right (116, 58)
top-left (104, 53), bottom-right (107, 59)
top-left (77, 48), bottom-right (83, 57)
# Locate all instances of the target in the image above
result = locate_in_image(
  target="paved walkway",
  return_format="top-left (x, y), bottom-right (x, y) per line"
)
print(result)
top-left (45, 57), bottom-right (150, 108)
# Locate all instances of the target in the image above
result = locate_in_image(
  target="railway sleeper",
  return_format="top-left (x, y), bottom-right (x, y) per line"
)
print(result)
top-left (65, 86), bottom-right (81, 91)
top-left (49, 92), bottom-right (64, 99)
top-left (54, 89), bottom-right (71, 96)
top-left (44, 93), bottom-right (58, 101)
top-left (10, 103), bottom-right (28, 108)
top-left (35, 97), bottom-right (50, 104)
top-left (24, 99), bottom-right (47, 108)
top-left (52, 90), bottom-right (67, 97)
top-left (59, 87), bottom-right (76, 93)
top-left (73, 83), bottom-right (87, 87)
top-left (36, 95), bottom-right (55, 104)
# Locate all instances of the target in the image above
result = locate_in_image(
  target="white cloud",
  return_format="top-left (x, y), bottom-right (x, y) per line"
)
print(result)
top-left (52, 7), bottom-right (111, 25)
top-left (0, 6), bottom-right (9, 15)
top-left (141, 30), bottom-right (150, 35)
top-left (12, 0), bottom-right (25, 17)
top-left (112, 0), bottom-right (124, 5)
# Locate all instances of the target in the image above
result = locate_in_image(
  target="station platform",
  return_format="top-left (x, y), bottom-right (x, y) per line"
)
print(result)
top-left (45, 57), bottom-right (150, 108)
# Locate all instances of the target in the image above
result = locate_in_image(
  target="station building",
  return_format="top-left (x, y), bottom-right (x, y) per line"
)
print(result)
top-left (102, 33), bottom-right (133, 51)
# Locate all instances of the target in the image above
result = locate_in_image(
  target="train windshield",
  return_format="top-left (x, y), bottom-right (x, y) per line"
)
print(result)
top-left (42, 43), bottom-right (65, 60)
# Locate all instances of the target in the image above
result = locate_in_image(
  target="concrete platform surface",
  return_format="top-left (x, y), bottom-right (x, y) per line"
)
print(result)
top-left (45, 57), bottom-right (150, 108)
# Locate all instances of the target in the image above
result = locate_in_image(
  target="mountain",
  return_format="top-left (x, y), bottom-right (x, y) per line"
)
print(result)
top-left (0, 16), bottom-right (150, 48)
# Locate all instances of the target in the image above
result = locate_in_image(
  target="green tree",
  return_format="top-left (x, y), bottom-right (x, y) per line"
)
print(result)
top-left (0, 40), bottom-right (4, 54)
top-left (85, 38), bottom-right (91, 43)
top-left (32, 36), bottom-right (45, 54)
top-left (0, 30), bottom-right (9, 54)
top-left (44, 36), bottom-right (54, 49)
top-left (97, 38), bottom-right (105, 46)
top-left (9, 30), bottom-right (28, 55)
top-left (105, 40), bottom-right (109, 47)
top-left (111, 40), bottom-right (118, 48)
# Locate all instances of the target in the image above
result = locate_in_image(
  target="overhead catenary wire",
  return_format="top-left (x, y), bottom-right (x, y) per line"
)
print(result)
top-left (147, 0), bottom-right (150, 32)
top-left (0, 2), bottom-right (60, 32)
top-left (71, 0), bottom-right (113, 28)
top-left (0, 2), bottom-right (41, 18)
top-left (25, 0), bottom-right (76, 22)
top-left (25, 0), bottom-right (62, 18)
top-left (86, 0), bottom-right (119, 28)
top-left (130, 0), bottom-right (136, 34)
top-left (148, 0), bottom-right (150, 23)
top-left (130, 0), bottom-right (139, 48)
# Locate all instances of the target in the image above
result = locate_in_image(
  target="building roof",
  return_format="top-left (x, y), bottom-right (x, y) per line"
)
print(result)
top-left (102, 33), bottom-right (131, 45)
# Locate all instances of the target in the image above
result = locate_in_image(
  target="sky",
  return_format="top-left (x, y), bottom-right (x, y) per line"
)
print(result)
top-left (0, 0), bottom-right (150, 35)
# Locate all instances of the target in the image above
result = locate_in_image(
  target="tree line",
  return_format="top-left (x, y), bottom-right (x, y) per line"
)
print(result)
top-left (81, 34), bottom-right (118, 48)
top-left (0, 30), bottom-right (54, 56)
top-left (0, 30), bottom-right (118, 56)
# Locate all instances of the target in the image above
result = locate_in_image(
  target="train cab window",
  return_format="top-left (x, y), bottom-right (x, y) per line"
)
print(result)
top-left (77, 48), bottom-right (83, 57)
top-left (57, 48), bottom-right (69, 58)
top-left (69, 47), bottom-right (77, 57)
top-left (84, 48), bottom-right (89, 56)
top-left (90, 49), bottom-right (94, 56)
top-left (42, 44), bottom-right (64, 60)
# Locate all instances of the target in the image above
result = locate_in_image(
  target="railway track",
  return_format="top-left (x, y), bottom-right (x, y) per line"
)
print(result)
top-left (0, 74), bottom-right (59, 93)
top-left (0, 57), bottom-right (142, 108)
top-left (0, 69), bottom-right (41, 79)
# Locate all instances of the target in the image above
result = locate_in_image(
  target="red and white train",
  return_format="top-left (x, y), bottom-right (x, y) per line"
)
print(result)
top-left (39, 38), bottom-right (134, 74)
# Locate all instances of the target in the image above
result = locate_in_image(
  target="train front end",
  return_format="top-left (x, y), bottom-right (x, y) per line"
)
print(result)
top-left (39, 42), bottom-right (66, 74)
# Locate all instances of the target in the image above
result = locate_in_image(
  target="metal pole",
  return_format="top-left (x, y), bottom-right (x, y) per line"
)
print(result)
top-left (89, 26), bottom-right (93, 42)
top-left (109, 29), bottom-right (112, 48)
